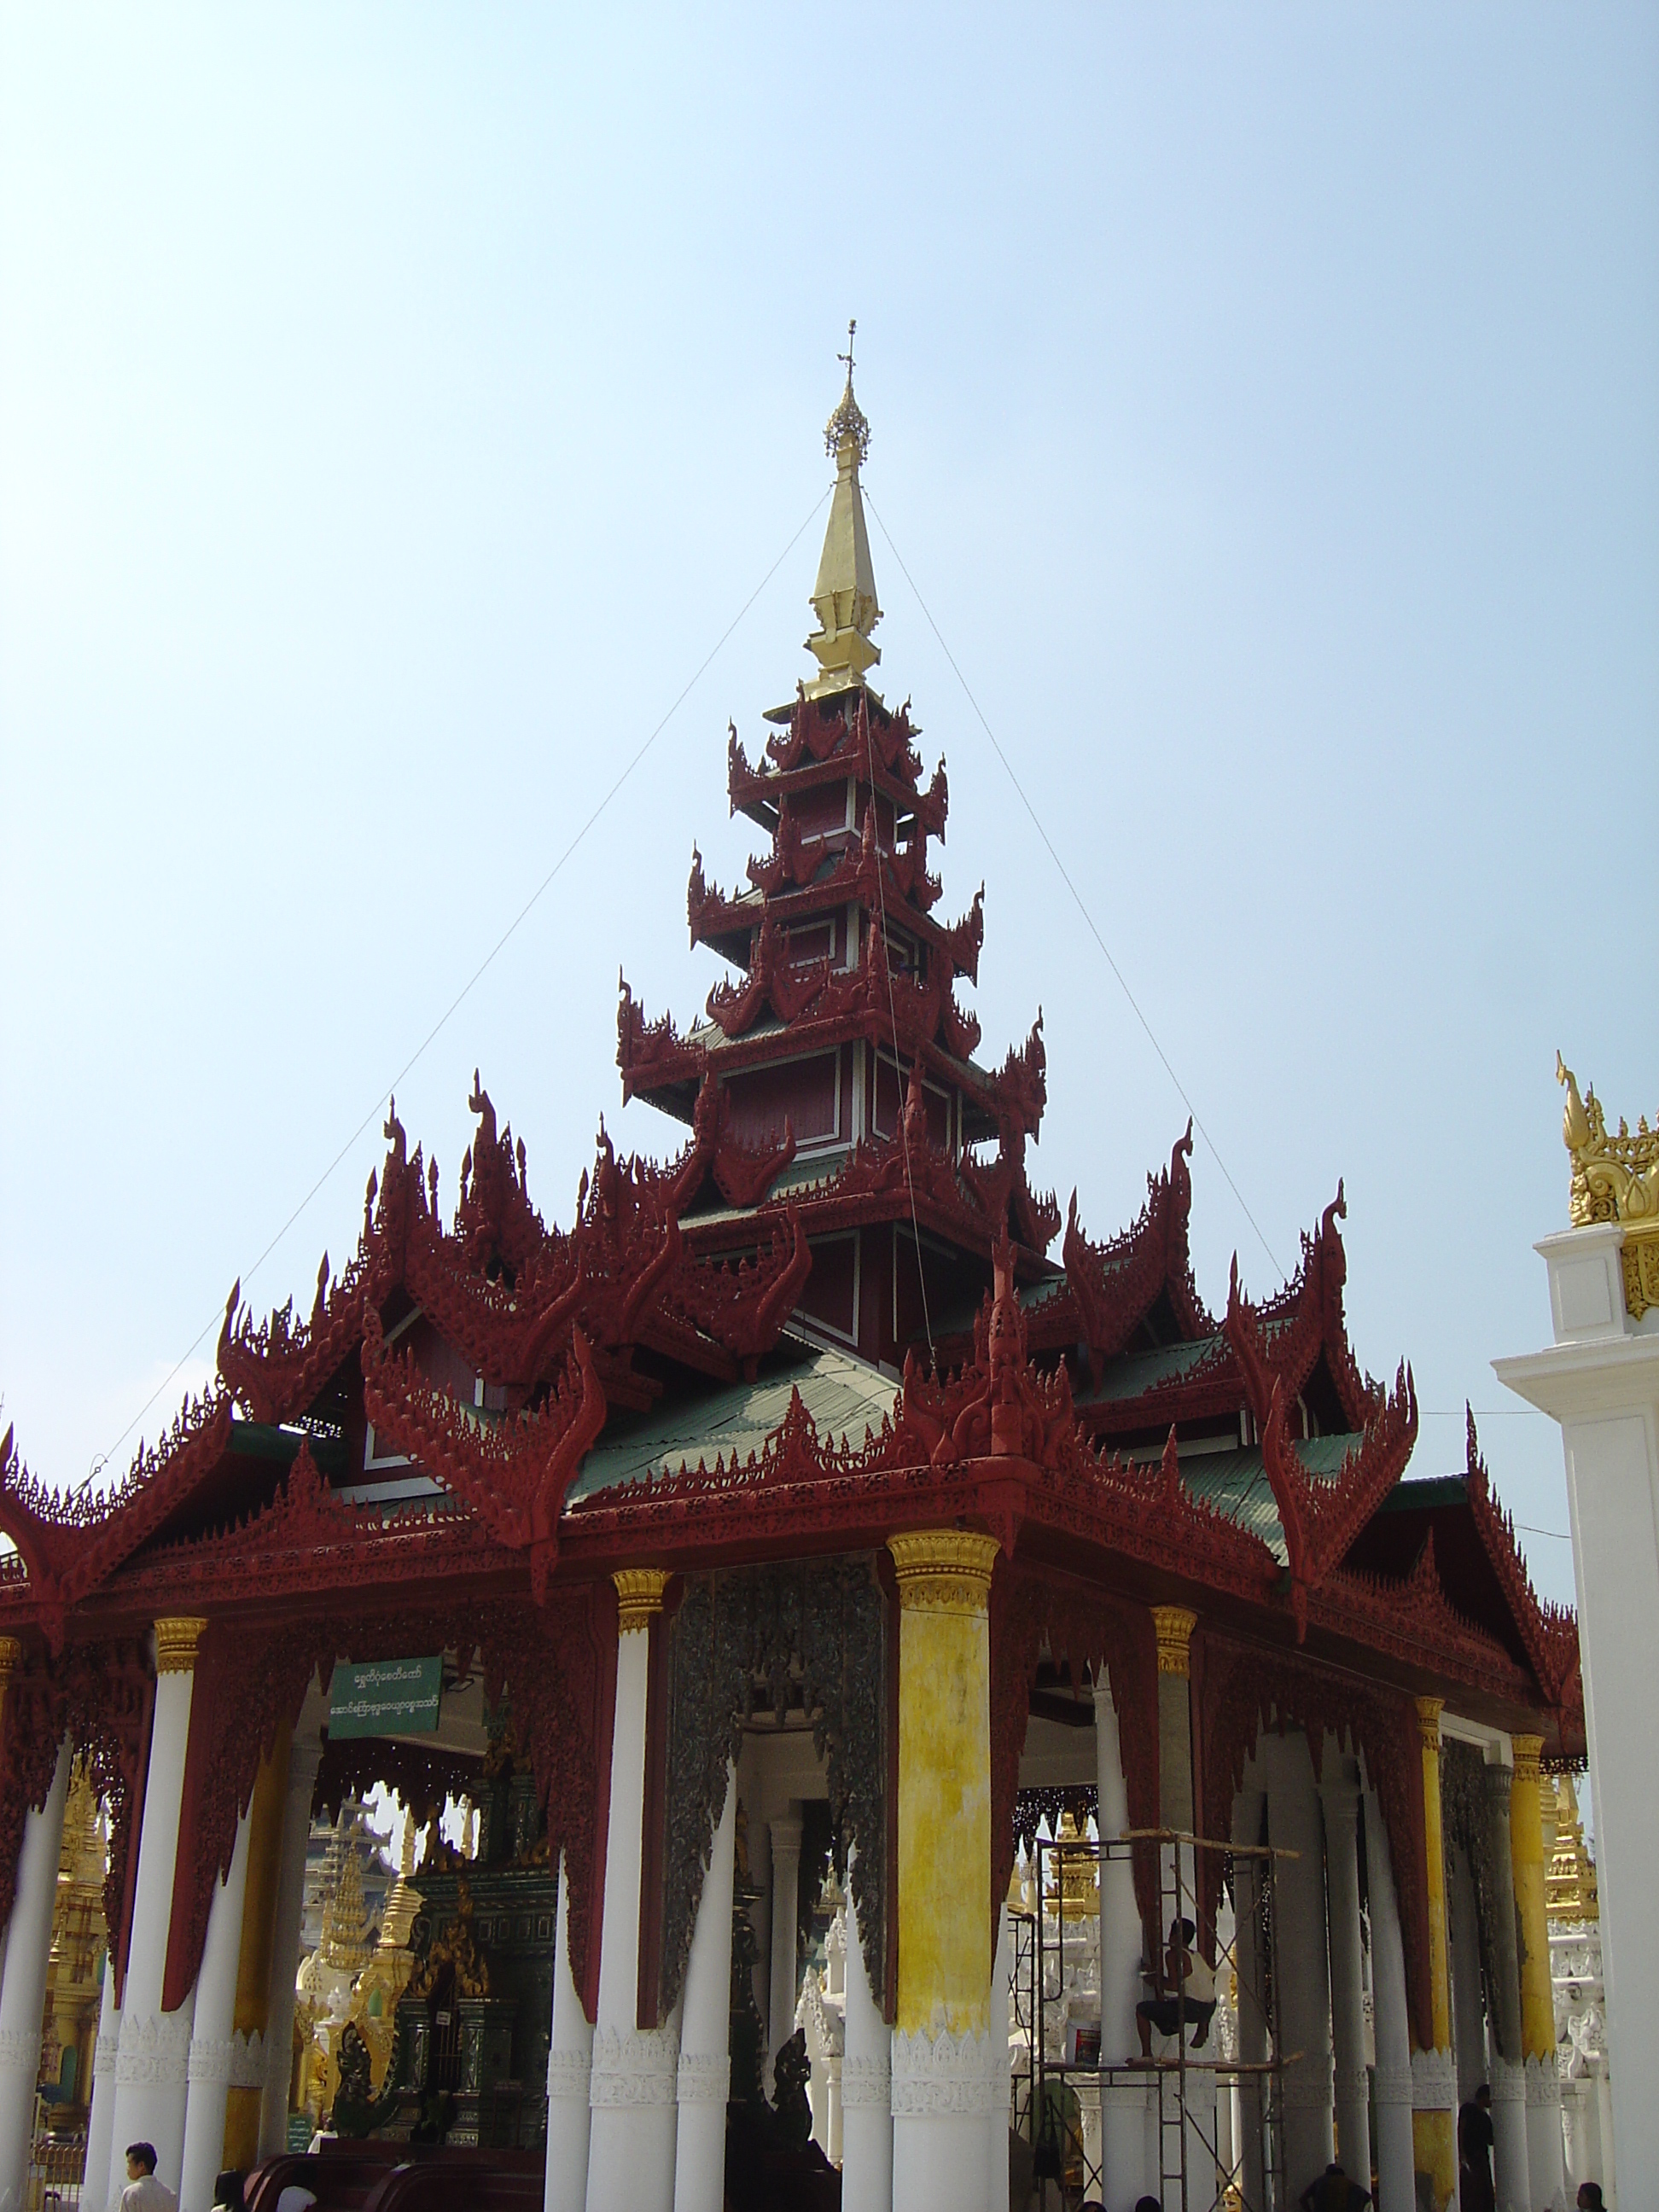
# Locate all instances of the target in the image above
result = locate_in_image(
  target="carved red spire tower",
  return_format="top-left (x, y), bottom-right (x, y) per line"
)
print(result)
top-left (617, 351), bottom-right (1057, 1371)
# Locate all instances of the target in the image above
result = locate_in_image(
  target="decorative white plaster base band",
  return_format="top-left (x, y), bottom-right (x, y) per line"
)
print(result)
top-left (676, 2051), bottom-right (731, 2106)
top-left (588, 2026), bottom-right (680, 2109)
top-left (546, 2046), bottom-right (594, 2104)
top-left (0, 2029), bottom-right (42, 2075)
top-left (1282, 2067), bottom-right (1338, 2113)
top-left (1373, 2064), bottom-right (1414, 2106)
top-left (187, 2036), bottom-right (236, 2087)
top-left (1523, 2054), bottom-right (1561, 2109)
top-left (840, 2055), bottom-right (891, 2110)
top-left (1488, 2060), bottom-right (1525, 2108)
top-left (228, 2029), bottom-right (267, 2092)
top-left (889, 2025), bottom-right (998, 2117)
top-left (92, 2029), bottom-right (120, 2084)
top-left (116, 2010), bottom-right (193, 2090)
top-left (1411, 2047), bottom-right (1458, 2107)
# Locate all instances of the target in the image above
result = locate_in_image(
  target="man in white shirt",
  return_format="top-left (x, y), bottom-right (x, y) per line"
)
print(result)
top-left (119, 2143), bottom-right (178, 2212)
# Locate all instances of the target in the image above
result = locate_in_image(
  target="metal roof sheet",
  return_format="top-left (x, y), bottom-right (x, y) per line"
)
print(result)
top-left (567, 1341), bottom-right (897, 1504)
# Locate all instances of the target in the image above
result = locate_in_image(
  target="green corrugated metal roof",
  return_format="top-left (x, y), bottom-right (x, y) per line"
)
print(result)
top-left (1177, 1434), bottom-right (1361, 1565)
top-left (1077, 1337), bottom-right (1220, 1404)
top-left (567, 1342), bottom-right (897, 1503)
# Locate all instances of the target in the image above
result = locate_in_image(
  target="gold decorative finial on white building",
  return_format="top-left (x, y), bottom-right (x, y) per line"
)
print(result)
top-left (1558, 1054), bottom-right (1659, 1316)
top-left (805, 321), bottom-right (882, 700)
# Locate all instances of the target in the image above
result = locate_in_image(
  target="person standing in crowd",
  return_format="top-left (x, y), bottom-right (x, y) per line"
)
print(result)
top-left (1458, 2083), bottom-right (1495, 2212)
top-left (119, 2145), bottom-right (178, 2212)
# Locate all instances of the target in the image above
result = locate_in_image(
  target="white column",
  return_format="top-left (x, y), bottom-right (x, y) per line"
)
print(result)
top-left (1362, 1784), bottom-right (1417, 2212)
top-left (1095, 1672), bottom-right (1151, 2207)
top-left (109, 1619), bottom-right (209, 2203)
top-left (841, 1852), bottom-right (892, 2212)
top-left (1496, 1226), bottom-right (1659, 2199)
top-left (1232, 1780), bottom-right (1269, 2212)
top-left (586, 1570), bottom-right (677, 2212)
top-left (1265, 1728), bottom-right (1334, 2200)
top-left (765, 1814), bottom-right (801, 2076)
top-left (984, 1906), bottom-right (1011, 2212)
top-left (1320, 1749), bottom-right (1371, 2192)
top-left (544, 1854), bottom-right (594, 2212)
top-left (178, 1806), bottom-right (253, 2212)
top-left (83, 1968), bottom-right (122, 2212)
top-left (258, 1719), bottom-right (323, 2159)
top-left (672, 1765), bottom-right (736, 2212)
top-left (0, 1742), bottom-right (71, 2212)
top-left (1481, 1759), bottom-right (1529, 2212)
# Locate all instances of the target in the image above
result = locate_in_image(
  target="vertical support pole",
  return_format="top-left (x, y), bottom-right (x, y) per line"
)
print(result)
top-left (544, 1853), bottom-right (593, 2212)
top-left (984, 1906), bottom-right (1011, 2212)
top-left (1361, 1784), bottom-right (1417, 2212)
top-left (84, 1970), bottom-right (121, 2212)
top-left (1319, 1747), bottom-right (1371, 2193)
top-left (222, 1721), bottom-right (291, 2172)
top-left (1410, 1698), bottom-right (1457, 2212)
top-left (1231, 1780), bottom-right (1268, 2212)
top-left (258, 1718), bottom-right (324, 2159)
top-left (178, 1804), bottom-right (253, 2212)
top-left (586, 1569), bottom-right (676, 2212)
top-left (1481, 1755), bottom-right (1530, 2212)
top-left (110, 1617), bottom-right (209, 2197)
top-left (1096, 1671), bottom-right (1150, 2207)
top-left (0, 1743), bottom-right (71, 2212)
top-left (886, 1530), bottom-right (998, 2212)
top-left (672, 1763), bottom-right (736, 2212)
top-left (1150, 1611), bottom-right (1214, 2205)
top-left (1266, 1729), bottom-right (1335, 2202)
top-left (765, 1816), bottom-right (802, 2071)
top-left (841, 1846), bottom-right (892, 2212)
top-left (1510, 1736), bottom-right (1566, 2209)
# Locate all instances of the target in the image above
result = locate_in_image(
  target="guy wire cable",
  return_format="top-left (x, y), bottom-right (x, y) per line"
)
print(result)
top-left (81, 484), bottom-right (833, 1488)
top-left (864, 487), bottom-right (1284, 1284)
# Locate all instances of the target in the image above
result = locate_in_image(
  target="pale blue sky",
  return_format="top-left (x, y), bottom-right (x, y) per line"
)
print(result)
top-left (3, 6), bottom-right (1656, 1608)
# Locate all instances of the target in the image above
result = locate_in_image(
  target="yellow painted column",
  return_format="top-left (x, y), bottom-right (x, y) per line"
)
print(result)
top-left (221, 1720), bottom-right (293, 2170)
top-left (887, 1530), bottom-right (999, 2036)
top-left (1510, 1735), bottom-right (1552, 2059)
top-left (1411, 1697), bottom-right (1456, 2212)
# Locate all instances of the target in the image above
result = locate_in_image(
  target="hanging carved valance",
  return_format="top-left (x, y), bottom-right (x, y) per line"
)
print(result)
top-left (658, 1557), bottom-right (888, 2018)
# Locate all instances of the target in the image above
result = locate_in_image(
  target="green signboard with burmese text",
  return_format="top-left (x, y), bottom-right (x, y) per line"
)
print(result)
top-left (329, 1655), bottom-right (443, 1739)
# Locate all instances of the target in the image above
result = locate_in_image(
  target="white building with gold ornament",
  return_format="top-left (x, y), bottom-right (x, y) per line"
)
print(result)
top-left (1497, 1058), bottom-right (1659, 2204)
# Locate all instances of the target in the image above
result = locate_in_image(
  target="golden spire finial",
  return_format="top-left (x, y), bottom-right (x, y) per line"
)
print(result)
top-left (806, 322), bottom-right (882, 700)
top-left (1557, 1052), bottom-right (1659, 1316)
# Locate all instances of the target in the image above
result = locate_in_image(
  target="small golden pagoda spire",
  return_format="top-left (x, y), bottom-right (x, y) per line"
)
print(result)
top-left (1546, 1773), bottom-right (1598, 1924)
top-left (805, 322), bottom-right (882, 699)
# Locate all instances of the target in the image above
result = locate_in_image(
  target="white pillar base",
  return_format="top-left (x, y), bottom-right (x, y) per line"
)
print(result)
top-left (0, 1746), bottom-right (71, 2212)
top-left (110, 1998), bottom-right (197, 2194)
top-left (585, 2024), bottom-right (678, 2212)
top-left (1372, 2065), bottom-right (1417, 2212)
top-left (890, 2024), bottom-right (997, 2212)
top-left (1489, 2055), bottom-right (1529, 2212)
top-left (1100, 2078), bottom-right (1152, 2207)
top-left (671, 2051), bottom-right (730, 2212)
top-left (82, 1980), bottom-right (121, 2212)
top-left (1524, 2054), bottom-right (1568, 2211)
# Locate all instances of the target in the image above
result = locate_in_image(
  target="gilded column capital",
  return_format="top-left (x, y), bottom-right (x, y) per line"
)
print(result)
top-left (1414, 1695), bottom-right (1444, 1753)
top-left (613, 1568), bottom-right (671, 1636)
top-left (1510, 1732), bottom-right (1543, 1784)
top-left (154, 1616), bottom-right (209, 1674)
top-left (1151, 1605), bottom-right (1198, 1678)
top-left (0, 1635), bottom-right (22, 1690)
top-left (887, 1530), bottom-right (999, 1615)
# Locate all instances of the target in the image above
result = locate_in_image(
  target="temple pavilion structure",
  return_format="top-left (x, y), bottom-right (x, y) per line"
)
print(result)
top-left (0, 364), bottom-right (1585, 2212)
